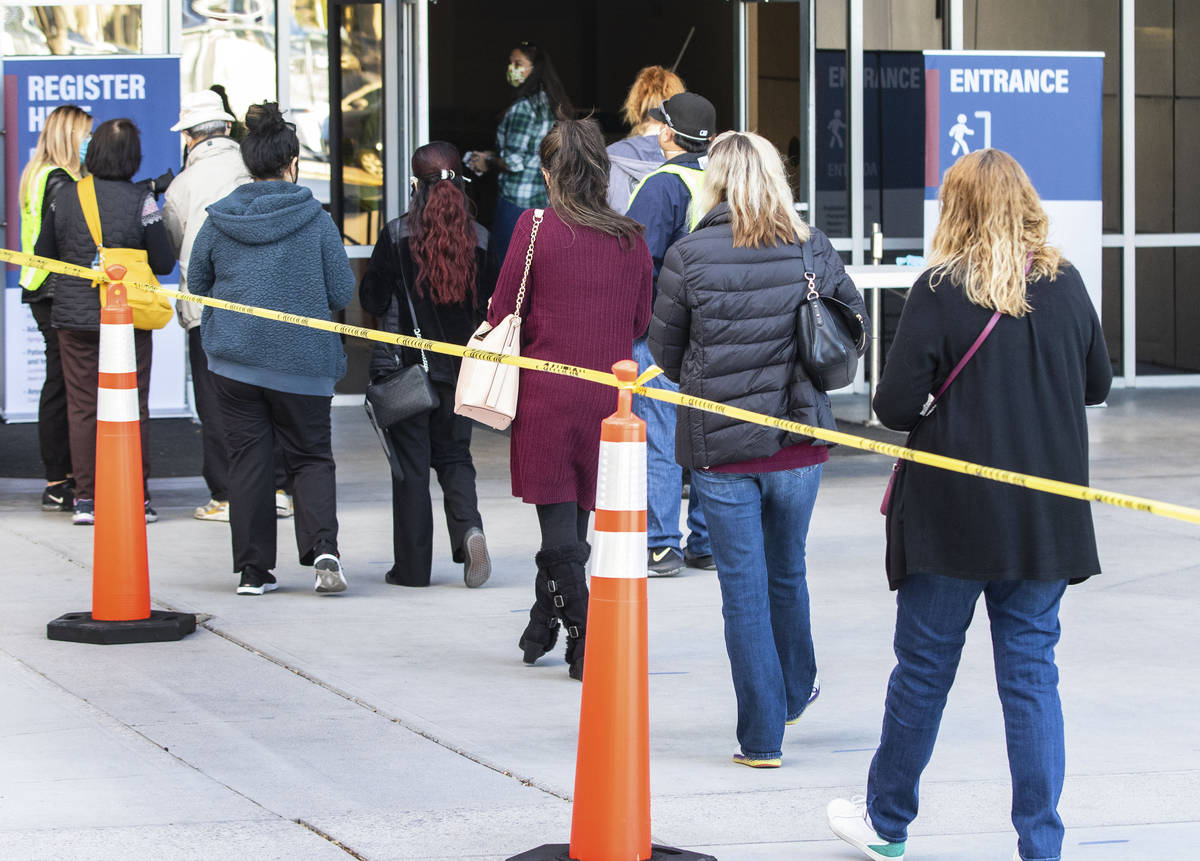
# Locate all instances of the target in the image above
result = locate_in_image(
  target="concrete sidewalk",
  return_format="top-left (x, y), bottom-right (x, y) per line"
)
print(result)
top-left (2, 389), bottom-right (1198, 860)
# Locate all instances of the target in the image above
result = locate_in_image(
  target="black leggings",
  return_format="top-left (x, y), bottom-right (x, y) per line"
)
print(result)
top-left (535, 502), bottom-right (590, 550)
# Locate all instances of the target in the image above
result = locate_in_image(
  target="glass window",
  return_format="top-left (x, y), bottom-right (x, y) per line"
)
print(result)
top-left (180, 1), bottom-right (276, 124)
top-left (1, 4), bottom-right (142, 55)
top-left (330, 4), bottom-right (383, 247)
top-left (290, 0), bottom-right (331, 207)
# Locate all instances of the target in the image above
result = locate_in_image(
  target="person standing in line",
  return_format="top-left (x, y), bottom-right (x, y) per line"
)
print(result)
top-left (650, 131), bottom-right (867, 768)
top-left (827, 149), bottom-right (1112, 861)
top-left (606, 65), bottom-right (685, 213)
top-left (18, 104), bottom-right (92, 513)
top-left (162, 91), bottom-right (249, 523)
top-left (35, 118), bottom-right (176, 526)
top-left (187, 102), bottom-right (355, 597)
top-left (359, 142), bottom-right (497, 589)
top-left (625, 91), bottom-right (717, 576)
top-left (467, 41), bottom-right (573, 269)
top-left (493, 119), bottom-right (652, 681)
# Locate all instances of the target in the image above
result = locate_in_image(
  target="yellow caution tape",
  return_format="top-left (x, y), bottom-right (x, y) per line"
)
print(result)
top-left (5, 245), bottom-right (1199, 526)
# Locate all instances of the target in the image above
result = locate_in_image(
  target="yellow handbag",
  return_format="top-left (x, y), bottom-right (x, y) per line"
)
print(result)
top-left (77, 176), bottom-right (174, 330)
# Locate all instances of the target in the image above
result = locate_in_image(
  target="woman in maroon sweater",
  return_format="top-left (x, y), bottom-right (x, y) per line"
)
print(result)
top-left (487, 119), bottom-right (653, 680)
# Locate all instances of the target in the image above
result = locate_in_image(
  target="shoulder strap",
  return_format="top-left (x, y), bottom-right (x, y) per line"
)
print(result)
top-left (925, 311), bottom-right (1002, 413)
top-left (395, 261), bottom-right (430, 373)
top-left (76, 176), bottom-right (104, 248)
top-left (513, 209), bottom-right (543, 317)
top-left (800, 236), bottom-right (815, 281)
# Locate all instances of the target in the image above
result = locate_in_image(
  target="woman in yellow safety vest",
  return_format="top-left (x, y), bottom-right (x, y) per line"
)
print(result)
top-left (17, 104), bottom-right (93, 513)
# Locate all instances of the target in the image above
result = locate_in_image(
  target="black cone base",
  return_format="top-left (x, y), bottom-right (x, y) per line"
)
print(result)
top-left (47, 611), bottom-right (197, 645)
top-left (508, 844), bottom-right (716, 861)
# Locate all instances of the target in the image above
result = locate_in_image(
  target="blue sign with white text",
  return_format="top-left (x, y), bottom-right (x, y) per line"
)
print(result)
top-left (4, 55), bottom-right (181, 288)
top-left (923, 52), bottom-right (1102, 201)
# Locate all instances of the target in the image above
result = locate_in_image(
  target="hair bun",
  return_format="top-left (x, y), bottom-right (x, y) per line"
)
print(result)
top-left (244, 101), bottom-right (287, 135)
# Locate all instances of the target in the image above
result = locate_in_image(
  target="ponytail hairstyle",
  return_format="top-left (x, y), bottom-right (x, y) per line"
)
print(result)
top-left (241, 101), bottom-right (299, 180)
top-left (622, 66), bottom-right (686, 136)
top-left (408, 141), bottom-right (477, 306)
top-left (19, 104), bottom-right (92, 208)
top-left (511, 41), bottom-right (574, 119)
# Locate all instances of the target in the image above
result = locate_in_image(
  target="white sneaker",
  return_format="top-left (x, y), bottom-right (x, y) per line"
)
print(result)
top-left (193, 499), bottom-right (229, 521)
top-left (313, 553), bottom-right (347, 594)
top-left (275, 489), bottom-right (293, 518)
top-left (827, 797), bottom-right (905, 860)
top-left (1013, 850), bottom-right (1022, 861)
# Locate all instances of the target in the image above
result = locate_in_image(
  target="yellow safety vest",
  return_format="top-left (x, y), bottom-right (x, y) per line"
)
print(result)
top-left (19, 165), bottom-right (76, 291)
top-left (628, 162), bottom-right (707, 232)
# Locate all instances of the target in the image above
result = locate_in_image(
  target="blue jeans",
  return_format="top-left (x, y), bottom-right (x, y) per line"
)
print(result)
top-left (691, 464), bottom-right (822, 759)
top-left (631, 337), bottom-right (708, 554)
top-left (490, 195), bottom-right (526, 273)
top-left (867, 574), bottom-right (1068, 861)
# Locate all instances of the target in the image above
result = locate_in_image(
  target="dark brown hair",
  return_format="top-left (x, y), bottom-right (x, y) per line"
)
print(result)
top-left (539, 119), bottom-right (643, 247)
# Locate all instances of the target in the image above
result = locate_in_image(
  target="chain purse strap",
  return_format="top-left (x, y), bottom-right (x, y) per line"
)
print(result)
top-left (512, 209), bottom-right (544, 318)
top-left (395, 254), bottom-right (430, 373)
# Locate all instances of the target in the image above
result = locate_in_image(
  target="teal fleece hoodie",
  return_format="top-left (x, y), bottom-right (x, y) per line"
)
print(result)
top-left (188, 181), bottom-right (354, 396)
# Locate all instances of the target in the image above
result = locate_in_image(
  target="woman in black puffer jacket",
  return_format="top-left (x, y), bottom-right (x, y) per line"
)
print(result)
top-left (648, 130), bottom-right (867, 769)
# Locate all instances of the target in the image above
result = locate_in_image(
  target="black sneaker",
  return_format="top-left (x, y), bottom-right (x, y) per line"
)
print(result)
top-left (72, 498), bottom-right (95, 526)
top-left (144, 501), bottom-right (158, 523)
top-left (647, 547), bottom-right (684, 577)
top-left (684, 549), bottom-right (717, 570)
top-left (237, 567), bottom-right (278, 596)
top-left (43, 480), bottom-right (75, 512)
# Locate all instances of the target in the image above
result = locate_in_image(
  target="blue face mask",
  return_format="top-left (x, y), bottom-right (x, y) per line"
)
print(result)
top-left (79, 135), bottom-right (91, 165)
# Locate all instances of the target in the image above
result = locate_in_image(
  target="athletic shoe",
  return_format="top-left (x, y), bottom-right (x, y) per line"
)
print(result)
top-left (237, 567), bottom-right (278, 596)
top-left (732, 753), bottom-right (781, 768)
top-left (193, 499), bottom-right (229, 521)
top-left (786, 675), bottom-right (821, 725)
top-left (1013, 851), bottom-right (1022, 861)
top-left (647, 547), bottom-right (684, 577)
top-left (683, 548), bottom-right (717, 570)
top-left (144, 501), bottom-right (158, 523)
top-left (72, 498), bottom-right (95, 526)
top-left (462, 527), bottom-right (491, 588)
top-left (313, 553), bottom-right (347, 594)
top-left (275, 490), bottom-right (293, 518)
top-left (42, 479), bottom-right (74, 512)
top-left (827, 796), bottom-right (906, 860)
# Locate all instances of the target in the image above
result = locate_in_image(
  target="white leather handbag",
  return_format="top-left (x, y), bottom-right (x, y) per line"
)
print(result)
top-left (453, 209), bottom-right (543, 430)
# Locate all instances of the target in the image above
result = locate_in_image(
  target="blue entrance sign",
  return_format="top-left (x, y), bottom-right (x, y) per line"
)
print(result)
top-left (923, 51), bottom-right (1104, 309)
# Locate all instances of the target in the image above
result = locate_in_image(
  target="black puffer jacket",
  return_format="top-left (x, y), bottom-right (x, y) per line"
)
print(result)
top-left (35, 178), bottom-right (175, 331)
top-left (648, 203), bottom-right (868, 469)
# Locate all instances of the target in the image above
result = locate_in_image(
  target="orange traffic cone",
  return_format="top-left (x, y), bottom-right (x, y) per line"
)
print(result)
top-left (509, 361), bottom-right (712, 861)
top-left (47, 266), bottom-right (194, 645)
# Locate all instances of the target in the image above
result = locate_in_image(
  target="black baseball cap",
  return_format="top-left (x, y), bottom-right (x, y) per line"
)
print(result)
top-left (649, 92), bottom-right (717, 143)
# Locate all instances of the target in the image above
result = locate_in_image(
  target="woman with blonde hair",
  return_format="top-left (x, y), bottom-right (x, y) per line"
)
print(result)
top-left (18, 104), bottom-right (92, 511)
top-left (606, 65), bottom-right (685, 212)
top-left (649, 130), bottom-right (867, 767)
top-left (827, 149), bottom-right (1111, 861)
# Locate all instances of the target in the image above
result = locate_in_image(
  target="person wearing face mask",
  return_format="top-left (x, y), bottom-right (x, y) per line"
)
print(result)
top-left (467, 41), bottom-right (573, 269)
top-left (187, 102), bottom-right (355, 597)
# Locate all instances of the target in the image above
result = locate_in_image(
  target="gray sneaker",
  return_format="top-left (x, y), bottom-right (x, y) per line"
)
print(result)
top-left (313, 553), bottom-right (347, 594)
top-left (462, 527), bottom-right (491, 588)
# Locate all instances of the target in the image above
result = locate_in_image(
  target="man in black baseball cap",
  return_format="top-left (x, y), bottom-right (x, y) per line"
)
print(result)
top-left (624, 91), bottom-right (720, 578)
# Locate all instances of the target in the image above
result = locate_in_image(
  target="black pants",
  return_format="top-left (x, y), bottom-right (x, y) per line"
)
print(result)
top-left (212, 374), bottom-right (338, 574)
top-left (385, 381), bottom-right (482, 586)
top-left (187, 327), bottom-right (229, 500)
top-left (536, 501), bottom-right (590, 551)
top-left (29, 300), bottom-right (72, 482)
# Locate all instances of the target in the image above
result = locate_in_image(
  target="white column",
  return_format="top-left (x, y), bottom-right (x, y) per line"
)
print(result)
top-left (949, 0), bottom-right (964, 50)
top-left (849, 0), bottom-right (864, 265)
top-left (1121, 0), bottom-right (1136, 386)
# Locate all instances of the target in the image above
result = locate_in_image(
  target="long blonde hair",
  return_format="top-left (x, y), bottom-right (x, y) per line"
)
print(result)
top-left (18, 105), bottom-right (92, 210)
top-left (696, 130), bottom-right (810, 248)
top-left (622, 65), bottom-right (685, 136)
top-left (928, 148), bottom-right (1062, 317)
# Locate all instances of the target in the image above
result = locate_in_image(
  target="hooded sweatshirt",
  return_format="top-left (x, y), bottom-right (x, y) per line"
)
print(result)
top-left (606, 134), bottom-right (665, 214)
top-left (187, 181), bottom-right (355, 396)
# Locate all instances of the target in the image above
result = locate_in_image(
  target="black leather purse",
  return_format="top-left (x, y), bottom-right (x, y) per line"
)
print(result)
top-left (364, 269), bottom-right (440, 478)
top-left (796, 238), bottom-right (867, 391)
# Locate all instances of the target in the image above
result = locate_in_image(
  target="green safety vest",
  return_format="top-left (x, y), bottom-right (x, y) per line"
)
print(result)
top-left (20, 165), bottom-right (76, 291)
top-left (628, 162), bottom-right (707, 232)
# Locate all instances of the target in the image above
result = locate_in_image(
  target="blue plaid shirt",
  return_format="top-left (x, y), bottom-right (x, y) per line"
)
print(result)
top-left (496, 92), bottom-right (553, 208)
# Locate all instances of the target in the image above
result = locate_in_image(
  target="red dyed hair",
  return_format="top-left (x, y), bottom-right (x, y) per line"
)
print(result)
top-left (408, 142), bottom-right (477, 306)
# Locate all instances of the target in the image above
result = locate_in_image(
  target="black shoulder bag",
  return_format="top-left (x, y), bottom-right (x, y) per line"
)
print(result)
top-left (796, 238), bottom-right (867, 392)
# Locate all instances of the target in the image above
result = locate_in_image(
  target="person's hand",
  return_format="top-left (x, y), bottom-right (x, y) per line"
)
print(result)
top-left (148, 169), bottom-right (175, 196)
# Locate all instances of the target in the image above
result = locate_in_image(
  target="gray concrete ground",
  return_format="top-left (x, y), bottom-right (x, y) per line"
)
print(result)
top-left (1, 389), bottom-right (1198, 861)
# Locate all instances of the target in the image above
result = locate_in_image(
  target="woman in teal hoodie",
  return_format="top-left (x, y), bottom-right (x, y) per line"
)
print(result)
top-left (188, 102), bottom-right (355, 597)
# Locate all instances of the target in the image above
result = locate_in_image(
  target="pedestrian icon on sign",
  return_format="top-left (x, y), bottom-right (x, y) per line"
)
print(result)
top-left (828, 109), bottom-right (846, 149)
top-left (949, 113), bottom-right (975, 156)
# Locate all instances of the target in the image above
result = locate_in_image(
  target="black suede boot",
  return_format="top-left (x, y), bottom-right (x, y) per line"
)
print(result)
top-left (532, 542), bottom-right (590, 680)
top-left (518, 567), bottom-right (560, 665)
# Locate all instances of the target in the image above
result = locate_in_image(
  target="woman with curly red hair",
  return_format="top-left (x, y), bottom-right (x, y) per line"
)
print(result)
top-left (359, 142), bottom-right (498, 588)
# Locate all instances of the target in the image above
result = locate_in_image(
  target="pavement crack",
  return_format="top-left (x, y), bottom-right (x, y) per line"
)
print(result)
top-left (296, 819), bottom-right (371, 859)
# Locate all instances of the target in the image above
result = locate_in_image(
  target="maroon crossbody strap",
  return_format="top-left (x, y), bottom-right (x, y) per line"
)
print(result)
top-left (928, 310), bottom-right (1002, 409)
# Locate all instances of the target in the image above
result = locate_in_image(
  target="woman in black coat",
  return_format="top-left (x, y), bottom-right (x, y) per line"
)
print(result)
top-left (827, 149), bottom-right (1112, 861)
top-left (650, 131), bottom-right (867, 769)
top-left (359, 142), bottom-right (497, 588)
